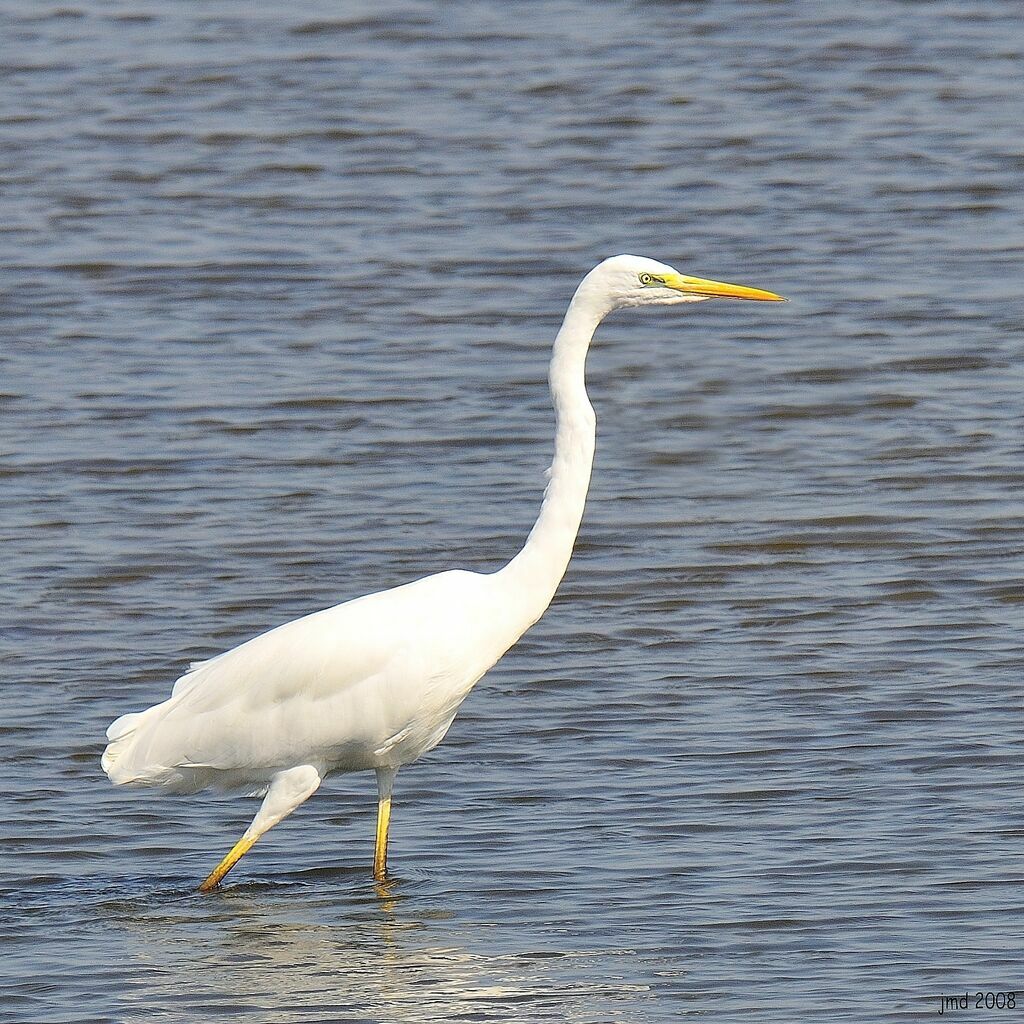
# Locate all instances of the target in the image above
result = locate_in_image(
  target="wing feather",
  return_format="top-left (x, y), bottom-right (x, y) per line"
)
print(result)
top-left (102, 570), bottom-right (496, 789)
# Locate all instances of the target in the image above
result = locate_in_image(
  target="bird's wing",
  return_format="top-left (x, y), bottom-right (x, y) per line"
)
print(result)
top-left (104, 569), bottom-right (494, 785)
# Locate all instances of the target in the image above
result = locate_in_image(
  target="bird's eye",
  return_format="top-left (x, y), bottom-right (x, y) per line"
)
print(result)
top-left (639, 273), bottom-right (661, 286)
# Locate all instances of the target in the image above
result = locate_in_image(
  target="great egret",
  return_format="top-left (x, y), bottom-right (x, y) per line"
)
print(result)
top-left (102, 255), bottom-right (784, 890)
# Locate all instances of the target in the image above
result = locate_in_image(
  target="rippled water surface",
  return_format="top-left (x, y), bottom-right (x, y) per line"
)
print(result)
top-left (2, 2), bottom-right (1023, 1021)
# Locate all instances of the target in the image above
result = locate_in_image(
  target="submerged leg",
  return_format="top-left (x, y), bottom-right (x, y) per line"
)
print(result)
top-left (198, 764), bottom-right (322, 892)
top-left (373, 765), bottom-right (398, 881)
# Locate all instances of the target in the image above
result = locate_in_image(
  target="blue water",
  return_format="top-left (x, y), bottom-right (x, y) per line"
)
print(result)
top-left (2, 1), bottom-right (1022, 1021)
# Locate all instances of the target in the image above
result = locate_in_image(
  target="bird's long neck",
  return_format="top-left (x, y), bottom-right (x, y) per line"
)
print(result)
top-left (495, 286), bottom-right (608, 635)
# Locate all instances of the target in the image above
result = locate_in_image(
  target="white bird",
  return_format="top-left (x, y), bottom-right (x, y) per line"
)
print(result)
top-left (102, 255), bottom-right (784, 891)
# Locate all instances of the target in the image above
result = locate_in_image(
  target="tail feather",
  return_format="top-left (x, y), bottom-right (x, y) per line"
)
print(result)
top-left (106, 711), bottom-right (144, 744)
top-left (102, 659), bottom-right (207, 782)
top-left (102, 707), bottom-right (160, 782)
top-left (102, 699), bottom-right (218, 792)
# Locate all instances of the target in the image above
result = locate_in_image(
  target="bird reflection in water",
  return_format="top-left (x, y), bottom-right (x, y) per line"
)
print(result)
top-left (105, 875), bottom-right (639, 1022)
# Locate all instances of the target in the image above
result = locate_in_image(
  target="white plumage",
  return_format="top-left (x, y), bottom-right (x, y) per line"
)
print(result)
top-left (104, 571), bottom-right (507, 792)
top-left (102, 255), bottom-right (783, 889)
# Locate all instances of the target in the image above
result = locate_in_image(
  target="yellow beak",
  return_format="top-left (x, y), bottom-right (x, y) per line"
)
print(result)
top-left (665, 272), bottom-right (786, 302)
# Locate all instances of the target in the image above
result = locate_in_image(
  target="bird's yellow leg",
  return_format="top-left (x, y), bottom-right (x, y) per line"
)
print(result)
top-left (373, 794), bottom-right (391, 881)
top-left (373, 765), bottom-right (398, 881)
top-left (196, 764), bottom-right (323, 893)
top-left (198, 833), bottom-right (258, 892)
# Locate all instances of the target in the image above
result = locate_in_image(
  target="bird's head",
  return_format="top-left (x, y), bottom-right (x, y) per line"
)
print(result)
top-left (579, 254), bottom-right (785, 313)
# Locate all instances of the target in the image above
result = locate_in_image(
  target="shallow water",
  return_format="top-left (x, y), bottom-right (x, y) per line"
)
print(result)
top-left (2, 1), bottom-right (1023, 1021)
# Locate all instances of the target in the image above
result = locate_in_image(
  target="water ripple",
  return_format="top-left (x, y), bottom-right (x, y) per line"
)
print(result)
top-left (2, 1), bottom-right (1023, 1021)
